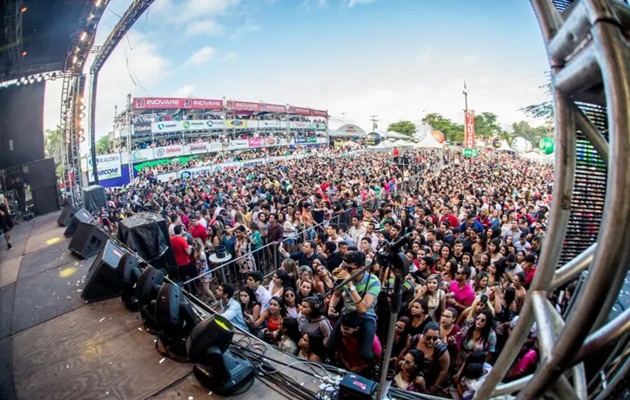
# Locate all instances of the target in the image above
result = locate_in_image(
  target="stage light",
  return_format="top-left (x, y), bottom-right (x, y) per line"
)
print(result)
top-left (80, 32), bottom-right (88, 41)
top-left (20, 6), bottom-right (27, 12)
top-left (187, 315), bottom-right (255, 396)
top-left (36, 76), bottom-right (43, 82)
top-left (72, 55), bottom-right (78, 64)
top-left (21, 51), bottom-right (27, 57)
top-left (95, 0), bottom-right (103, 7)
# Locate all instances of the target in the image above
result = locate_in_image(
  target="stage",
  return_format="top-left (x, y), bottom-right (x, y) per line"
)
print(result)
top-left (0, 212), bottom-right (328, 400)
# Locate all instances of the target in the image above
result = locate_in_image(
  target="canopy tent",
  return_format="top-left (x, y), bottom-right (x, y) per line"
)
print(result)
top-left (392, 139), bottom-right (413, 147)
top-left (496, 139), bottom-right (514, 152)
top-left (342, 140), bottom-right (361, 148)
top-left (328, 130), bottom-right (362, 138)
top-left (382, 131), bottom-right (409, 139)
top-left (521, 151), bottom-right (554, 164)
top-left (414, 134), bottom-right (444, 148)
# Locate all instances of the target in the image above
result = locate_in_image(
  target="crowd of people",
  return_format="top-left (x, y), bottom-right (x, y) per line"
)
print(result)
top-left (94, 146), bottom-right (558, 398)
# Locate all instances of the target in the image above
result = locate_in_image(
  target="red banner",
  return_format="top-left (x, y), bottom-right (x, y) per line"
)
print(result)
top-left (227, 100), bottom-right (262, 112)
top-left (133, 97), bottom-right (183, 109)
top-left (288, 106), bottom-right (311, 116)
top-left (262, 103), bottom-right (287, 113)
top-left (465, 110), bottom-right (475, 149)
top-left (311, 109), bottom-right (328, 118)
top-left (183, 98), bottom-right (223, 110)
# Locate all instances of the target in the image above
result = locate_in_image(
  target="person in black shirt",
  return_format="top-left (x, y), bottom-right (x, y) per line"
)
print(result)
top-left (278, 240), bottom-right (320, 268)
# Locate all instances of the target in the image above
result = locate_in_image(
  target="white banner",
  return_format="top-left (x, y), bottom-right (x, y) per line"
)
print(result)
top-left (154, 145), bottom-right (184, 158)
top-left (187, 143), bottom-right (210, 154)
top-left (131, 149), bottom-right (153, 162)
top-left (151, 119), bottom-right (225, 134)
top-left (230, 139), bottom-right (249, 149)
top-left (87, 154), bottom-right (122, 180)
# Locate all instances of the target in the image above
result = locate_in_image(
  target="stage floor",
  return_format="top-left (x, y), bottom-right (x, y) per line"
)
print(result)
top-left (0, 212), bottom-right (325, 400)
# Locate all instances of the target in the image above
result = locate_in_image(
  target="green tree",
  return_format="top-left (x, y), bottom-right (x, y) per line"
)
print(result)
top-left (421, 113), bottom-right (464, 142)
top-left (473, 112), bottom-right (503, 138)
top-left (44, 127), bottom-right (64, 177)
top-left (96, 136), bottom-right (111, 155)
top-left (521, 75), bottom-right (554, 123)
top-left (512, 120), bottom-right (551, 143)
top-left (387, 120), bottom-right (416, 137)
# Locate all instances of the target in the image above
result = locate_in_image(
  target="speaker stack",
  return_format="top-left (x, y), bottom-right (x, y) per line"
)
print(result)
top-left (63, 208), bottom-right (95, 237)
top-left (57, 205), bottom-right (78, 227)
top-left (81, 240), bottom-right (129, 302)
top-left (68, 222), bottom-right (109, 259)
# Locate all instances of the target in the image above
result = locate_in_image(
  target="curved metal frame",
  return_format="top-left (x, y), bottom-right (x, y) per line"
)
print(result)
top-left (476, 0), bottom-right (630, 398)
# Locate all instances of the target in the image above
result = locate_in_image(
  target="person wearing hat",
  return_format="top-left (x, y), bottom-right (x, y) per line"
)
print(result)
top-left (326, 251), bottom-right (381, 366)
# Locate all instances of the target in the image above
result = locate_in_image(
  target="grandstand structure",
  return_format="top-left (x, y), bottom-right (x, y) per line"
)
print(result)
top-left (86, 96), bottom-right (330, 187)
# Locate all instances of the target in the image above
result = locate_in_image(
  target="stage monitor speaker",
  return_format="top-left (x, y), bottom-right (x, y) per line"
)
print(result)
top-left (82, 240), bottom-right (128, 302)
top-left (64, 208), bottom-right (95, 237)
top-left (32, 185), bottom-right (60, 216)
top-left (57, 205), bottom-right (78, 227)
top-left (68, 222), bottom-right (109, 259)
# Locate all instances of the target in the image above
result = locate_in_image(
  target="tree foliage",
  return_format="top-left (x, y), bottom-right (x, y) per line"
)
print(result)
top-left (96, 136), bottom-right (111, 155)
top-left (44, 127), bottom-right (64, 177)
top-left (521, 75), bottom-right (554, 123)
top-left (386, 120), bottom-right (416, 137)
top-left (512, 120), bottom-right (552, 143)
top-left (421, 113), bottom-right (464, 142)
top-left (473, 112), bottom-right (503, 138)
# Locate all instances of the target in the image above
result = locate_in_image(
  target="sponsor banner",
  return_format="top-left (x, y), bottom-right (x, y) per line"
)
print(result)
top-left (156, 172), bottom-right (177, 183)
top-left (265, 137), bottom-right (283, 146)
top-left (288, 106), bottom-right (311, 116)
top-left (182, 98), bottom-right (223, 110)
top-left (262, 103), bottom-right (287, 113)
top-left (248, 138), bottom-right (263, 148)
top-left (311, 109), bottom-right (328, 118)
top-left (151, 119), bottom-right (225, 133)
top-left (241, 159), bottom-right (264, 168)
top-left (227, 100), bottom-right (262, 112)
top-left (212, 162), bottom-right (240, 174)
top-left (294, 137), bottom-right (318, 144)
top-left (133, 97), bottom-right (183, 109)
top-left (230, 139), bottom-right (249, 149)
top-left (87, 154), bottom-right (122, 180)
top-left (154, 145), bottom-right (184, 159)
top-left (315, 123), bottom-right (327, 130)
top-left (226, 119), bottom-right (247, 129)
top-left (259, 120), bottom-right (281, 129)
top-left (131, 149), bottom-right (153, 162)
top-left (133, 122), bottom-right (152, 134)
top-left (465, 110), bottom-right (476, 149)
top-left (209, 142), bottom-right (223, 152)
top-left (187, 143), bottom-right (210, 154)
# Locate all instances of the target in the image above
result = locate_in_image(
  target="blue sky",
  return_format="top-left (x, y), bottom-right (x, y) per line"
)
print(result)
top-left (43, 0), bottom-right (550, 148)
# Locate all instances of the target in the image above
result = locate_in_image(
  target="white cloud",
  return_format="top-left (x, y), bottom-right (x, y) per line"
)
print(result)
top-left (44, 29), bottom-right (172, 151)
top-left (173, 84), bottom-right (197, 97)
top-left (185, 46), bottom-right (217, 66)
top-left (347, 0), bottom-right (374, 7)
top-left (462, 54), bottom-right (480, 65)
top-left (416, 47), bottom-right (434, 65)
top-left (229, 19), bottom-right (261, 39)
top-left (185, 19), bottom-right (224, 36)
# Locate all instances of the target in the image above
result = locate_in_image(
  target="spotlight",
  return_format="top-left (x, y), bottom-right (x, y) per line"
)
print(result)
top-left (72, 55), bottom-right (78, 64)
top-left (122, 265), bottom-right (164, 312)
top-left (21, 51), bottom-right (27, 57)
top-left (187, 315), bottom-right (255, 396)
top-left (28, 77), bottom-right (35, 84)
top-left (95, 0), bottom-right (103, 7)
top-left (36, 76), bottom-right (43, 82)
top-left (80, 32), bottom-right (88, 41)
top-left (50, 72), bottom-right (57, 81)
top-left (144, 283), bottom-right (200, 359)
top-left (20, 6), bottom-right (27, 12)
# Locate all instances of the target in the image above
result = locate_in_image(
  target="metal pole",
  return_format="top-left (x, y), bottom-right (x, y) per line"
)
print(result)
top-left (88, 70), bottom-right (99, 184)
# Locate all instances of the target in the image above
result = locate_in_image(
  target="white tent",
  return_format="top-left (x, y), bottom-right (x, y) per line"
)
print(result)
top-left (497, 139), bottom-right (514, 152)
top-left (415, 134), bottom-right (443, 148)
top-left (382, 131), bottom-right (409, 139)
top-left (393, 139), bottom-right (413, 147)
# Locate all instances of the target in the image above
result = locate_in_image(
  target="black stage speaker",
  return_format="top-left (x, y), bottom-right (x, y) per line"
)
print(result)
top-left (117, 213), bottom-right (175, 270)
top-left (25, 158), bottom-right (56, 190)
top-left (64, 208), bottom-right (95, 237)
top-left (31, 185), bottom-right (60, 215)
top-left (57, 205), bottom-right (78, 226)
top-left (82, 240), bottom-right (128, 302)
top-left (68, 222), bottom-right (109, 259)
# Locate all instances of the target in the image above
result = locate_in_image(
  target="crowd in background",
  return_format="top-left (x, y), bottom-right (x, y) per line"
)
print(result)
top-left (94, 147), bottom-right (558, 398)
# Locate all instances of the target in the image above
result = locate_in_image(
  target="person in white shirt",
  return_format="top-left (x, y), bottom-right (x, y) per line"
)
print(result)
top-left (348, 216), bottom-right (366, 244)
top-left (246, 271), bottom-right (271, 312)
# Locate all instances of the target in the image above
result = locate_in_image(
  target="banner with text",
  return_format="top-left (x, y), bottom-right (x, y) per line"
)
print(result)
top-left (465, 110), bottom-right (476, 149)
top-left (88, 154), bottom-right (122, 180)
top-left (131, 149), bottom-right (154, 162)
top-left (133, 97), bottom-right (223, 110)
top-left (133, 122), bottom-right (152, 134)
top-left (154, 145), bottom-right (185, 158)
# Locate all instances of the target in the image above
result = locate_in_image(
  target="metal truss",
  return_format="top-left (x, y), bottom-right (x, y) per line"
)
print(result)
top-left (3, 0), bottom-right (23, 65)
top-left (60, 73), bottom-right (86, 207)
top-left (476, 0), bottom-right (630, 398)
top-left (87, 0), bottom-right (155, 182)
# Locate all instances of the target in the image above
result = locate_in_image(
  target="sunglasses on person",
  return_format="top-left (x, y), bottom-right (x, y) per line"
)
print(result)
top-left (425, 335), bottom-right (439, 342)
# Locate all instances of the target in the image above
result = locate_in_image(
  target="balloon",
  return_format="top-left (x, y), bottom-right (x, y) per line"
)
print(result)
top-left (492, 138), bottom-right (502, 149)
top-left (539, 137), bottom-right (555, 155)
top-left (431, 130), bottom-right (444, 143)
top-left (366, 132), bottom-right (381, 146)
top-left (512, 136), bottom-right (533, 153)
